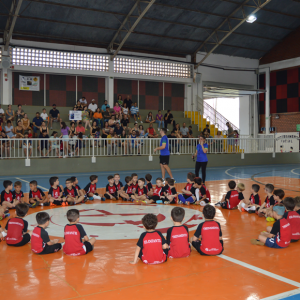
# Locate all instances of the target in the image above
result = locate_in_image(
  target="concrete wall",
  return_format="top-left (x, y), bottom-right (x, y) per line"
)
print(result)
top-left (1, 153), bottom-right (298, 176)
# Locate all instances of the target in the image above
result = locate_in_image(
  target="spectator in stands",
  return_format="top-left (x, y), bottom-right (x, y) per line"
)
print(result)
top-left (147, 123), bottom-right (158, 138)
top-left (38, 129), bottom-right (50, 157)
top-left (215, 130), bottom-right (223, 152)
top-left (101, 100), bottom-right (110, 112)
top-left (5, 105), bottom-right (15, 123)
top-left (122, 103), bottom-right (130, 121)
top-left (76, 121), bottom-right (85, 136)
top-left (79, 96), bottom-right (87, 106)
top-left (155, 110), bottom-right (164, 130)
top-left (108, 115), bottom-right (117, 128)
top-left (145, 112), bottom-right (155, 124)
top-left (1, 131), bottom-right (10, 158)
top-left (40, 108), bottom-right (49, 127)
top-left (88, 99), bottom-right (98, 119)
top-left (107, 128), bottom-right (117, 156)
top-left (82, 106), bottom-right (92, 130)
top-left (0, 104), bottom-right (5, 125)
top-left (15, 105), bottom-right (25, 124)
top-left (130, 102), bottom-right (140, 123)
top-left (188, 126), bottom-right (193, 138)
top-left (69, 121), bottom-right (76, 135)
top-left (129, 129), bottom-right (140, 155)
top-left (114, 102), bottom-right (121, 116)
top-left (33, 112), bottom-right (43, 138)
top-left (49, 104), bottom-right (61, 129)
top-left (115, 113), bottom-right (122, 126)
top-left (14, 120), bottom-right (24, 147)
top-left (121, 114), bottom-right (129, 129)
top-left (164, 110), bottom-right (175, 131)
top-left (168, 130), bottom-right (179, 154)
top-left (21, 113), bottom-right (31, 132)
top-left (103, 107), bottom-right (111, 122)
top-left (76, 100), bottom-right (84, 111)
top-left (50, 131), bottom-right (61, 158)
top-left (102, 121), bottom-right (110, 139)
top-left (180, 122), bottom-right (189, 138)
top-left (139, 124), bottom-right (145, 137)
top-left (93, 107), bottom-right (103, 128)
top-left (39, 121), bottom-right (49, 138)
top-left (174, 123), bottom-right (182, 138)
top-left (226, 122), bottom-right (234, 146)
top-left (114, 122), bottom-right (122, 137)
top-left (205, 124), bottom-right (210, 134)
top-left (23, 131), bottom-right (32, 158)
top-left (117, 95), bottom-right (123, 106)
top-left (132, 122), bottom-right (139, 132)
top-left (90, 121), bottom-right (98, 138)
top-left (123, 95), bottom-right (133, 110)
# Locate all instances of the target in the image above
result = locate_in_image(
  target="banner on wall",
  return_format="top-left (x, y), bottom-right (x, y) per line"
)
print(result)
top-left (19, 75), bottom-right (40, 91)
top-left (69, 110), bottom-right (82, 121)
top-left (275, 132), bottom-right (299, 152)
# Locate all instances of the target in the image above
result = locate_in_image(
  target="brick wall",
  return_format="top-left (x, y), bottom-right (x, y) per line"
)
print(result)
top-left (260, 25), bottom-right (300, 65)
top-left (260, 113), bottom-right (300, 132)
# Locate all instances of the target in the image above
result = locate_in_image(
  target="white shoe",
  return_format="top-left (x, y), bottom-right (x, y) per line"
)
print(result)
top-left (63, 155), bottom-right (67, 158)
top-left (215, 202), bottom-right (221, 207)
top-left (93, 195), bottom-right (101, 200)
top-left (167, 129), bottom-right (169, 131)
top-left (140, 121), bottom-right (143, 123)
top-left (200, 201), bottom-right (207, 207)
top-left (176, 152), bottom-right (180, 155)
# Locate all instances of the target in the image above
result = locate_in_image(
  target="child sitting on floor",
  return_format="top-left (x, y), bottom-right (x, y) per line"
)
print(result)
top-left (48, 176), bottom-right (67, 206)
top-left (251, 205), bottom-right (291, 248)
top-left (145, 174), bottom-right (153, 198)
top-left (179, 172), bottom-right (195, 203)
top-left (264, 189), bottom-right (285, 222)
top-left (131, 178), bottom-right (148, 204)
top-left (29, 180), bottom-right (49, 207)
top-left (282, 197), bottom-right (300, 242)
top-left (84, 175), bottom-right (105, 201)
top-left (257, 183), bottom-right (275, 217)
top-left (162, 178), bottom-right (178, 204)
top-left (215, 181), bottom-right (244, 209)
top-left (119, 176), bottom-right (133, 201)
top-left (12, 181), bottom-right (24, 204)
top-left (167, 207), bottom-right (191, 258)
top-left (130, 213), bottom-right (168, 265)
top-left (190, 205), bottom-right (224, 256)
top-left (240, 184), bottom-right (261, 213)
top-left (104, 175), bottom-right (119, 200)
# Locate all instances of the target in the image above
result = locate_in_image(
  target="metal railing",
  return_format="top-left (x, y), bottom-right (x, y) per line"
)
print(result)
top-left (0, 136), bottom-right (298, 160)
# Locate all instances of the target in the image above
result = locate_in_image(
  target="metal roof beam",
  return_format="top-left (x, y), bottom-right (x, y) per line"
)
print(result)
top-left (194, 0), bottom-right (272, 69)
top-left (109, 0), bottom-right (156, 60)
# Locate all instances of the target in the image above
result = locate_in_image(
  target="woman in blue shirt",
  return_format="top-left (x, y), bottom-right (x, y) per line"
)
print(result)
top-left (192, 136), bottom-right (208, 183)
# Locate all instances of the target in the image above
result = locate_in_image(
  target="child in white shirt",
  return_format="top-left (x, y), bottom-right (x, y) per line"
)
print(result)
top-left (40, 108), bottom-right (49, 126)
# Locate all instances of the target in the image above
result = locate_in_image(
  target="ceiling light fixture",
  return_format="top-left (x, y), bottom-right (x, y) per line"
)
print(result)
top-left (246, 15), bottom-right (257, 23)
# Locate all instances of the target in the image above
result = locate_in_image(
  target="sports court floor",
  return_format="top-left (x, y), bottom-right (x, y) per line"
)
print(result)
top-left (1, 163), bottom-right (300, 300)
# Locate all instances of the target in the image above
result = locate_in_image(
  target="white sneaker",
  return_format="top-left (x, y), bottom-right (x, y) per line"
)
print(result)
top-left (176, 152), bottom-right (180, 155)
top-left (200, 201), bottom-right (207, 207)
top-left (93, 195), bottom-right (101, 200)
top-left (140, 121), bottom-right (143, 123)
top-left (63, 155), bottom-right (67, 158)
top-left (167, 129), bottom-right (169, 131)
top-left (215, 202), bottom-right (221, 207)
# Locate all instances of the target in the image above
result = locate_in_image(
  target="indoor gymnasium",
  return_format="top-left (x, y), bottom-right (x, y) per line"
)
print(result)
top-left (1, 0), bottom-right (300, 299)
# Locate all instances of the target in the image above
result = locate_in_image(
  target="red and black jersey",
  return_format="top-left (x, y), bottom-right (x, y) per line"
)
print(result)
top-left (137, 186), bottom-right (147, 196)
top-left (153, 186), bottom-right (163, 197)
top-left (64, 187), bottom-right (78, 198)
top-left (225, 190), bottom-right (243, 209)
top-left (49, 186), bottom-right (62, 199)
top-left (249, 193), bottom-right (261, 205)
top-left (106, 184), bottom-right (117, 194)
top-left (184, 183), bottom-right (193, 196)
top-left (202, 185), bottom-right (211, 202)
top-left (12, 190), bottom-right (24, 202)
top-left (265, 195), bottom-right (275, 208)
top-left (146, 182), bottom-right (153, 192)
top-left (297, 209), bottom-right (300, 215)
top-left (124, 184), bottom-right (133, 194)
top-left (137, 231), bottom-right (167, 264)
top-left (75, 184), bottom-right (81, 191)
top-left (199, 186), bottom-right (208, 200)
top-left (283, 211), bottom-right (300, 241)
top-left (162, 184), bottom-right (171, 195)
top-left (167, 225), bottom-right (191, 258)
top-left (84, 183), bottom-right (97, 194)
top-left (31, 226), bottom-right (50, 253)
top-left (115, 181), bottom-right (123, 191)
top-left (5, 217), bottom-right (28, 245)
top-left (194, 220), bottom-right (223, 255)
top-left (1, 190), bottom-right (13, 204)
top-left (270, 218), bottom-right (292, 247)
top-left (63, 224), bottom-right (87, 256)
top-left (131, 182), bottom-right (138, 191)
top-left (29, 188), bottom-right (45, 200)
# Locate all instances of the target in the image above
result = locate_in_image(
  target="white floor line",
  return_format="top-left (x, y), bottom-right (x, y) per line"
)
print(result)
top-left (220, 255), bottom-right (300, 288)
top-left (15, 177), bottom-right (48, 191)
top-left (291, 168), bottom-right (300, 176)
top-left (260, 288), bottom-right (300, 300)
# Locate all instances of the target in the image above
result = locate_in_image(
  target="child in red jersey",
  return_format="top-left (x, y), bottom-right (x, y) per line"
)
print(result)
top-left (131, 178), bottom-right (148, 203)
top-left (130, 213), bottom-right (168, 264)
top-left (29, 180), bottom-right (49, 207)
top-left (64, 178), bottom-right (85, 205)
top-left (262, 189), bottom-right (285, 222)
top-left (178, 172), bottom-right (195, 203)
top-left (12, 181), bottom-right (24, 205)
top-left (104, 175), bottom-right (118, 200)
top-left (71, 176), bottom-right (85, 197)
top-left (145, 174), bottom-right (153, 197)
top-left (215, 180), bottom-right (243, 209)
top-left (119, 176), bottom-right (134, 201)
top-left (131, 173), bottom-right (138, 193)
top-left (191, 205), bottom-right (223, 256)
top-left (31, 212), bottom-right (62, 254)
top-left (149, 178), bottom-right (165, 204)
top-left (251, 205), bottom-right (291, 248)
top-left (63, 209), bottom-right (96, 256)
top-left (114, 173), bottom-right (123, 198)
top-left (257, 183), bottom-right (275, 217)
top-left (194, 177), bottom-right (211, 206)
top-left (167, 207), bottom-right (190, 258)
top-left (240, 184), bottom-right (261, 213)
top-left (163, 178), bottom-right (178, 204)
top-left (1, 180), bottom-right (17, 209)
top-left (48, 176), bottom-right (67, 206)
top-left (5, 203), bottom-right (31, 247)
top-left (282, 197), bottom-right (300, 242)
top-left (84, 175), bottom-right (105, 201)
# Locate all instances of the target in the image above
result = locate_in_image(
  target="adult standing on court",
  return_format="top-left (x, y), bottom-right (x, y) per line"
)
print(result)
top-left (154, 128), bottom-right (174, 181)
top-left (193, 136), bottom-right (208, 184)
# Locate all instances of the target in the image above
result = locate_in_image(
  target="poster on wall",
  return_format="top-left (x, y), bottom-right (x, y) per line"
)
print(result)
top-left (19, 75), bottom-right (40, 91)
top-left (275, 132), bottom-right (299, 152)
top-left (69, 110), bottom-right (82, 121)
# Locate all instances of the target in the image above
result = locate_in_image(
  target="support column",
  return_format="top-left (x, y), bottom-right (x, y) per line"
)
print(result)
top-left (1, 68), bottom-right (12, 105)
top-left (105, 76), bottom-right (114, 107)
top-left (262, 68), bottom-right (270, 134)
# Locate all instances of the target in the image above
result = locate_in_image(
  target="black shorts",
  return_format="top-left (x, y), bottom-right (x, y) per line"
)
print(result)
top-left (38, 243), bottom-right (62, 255)
top-left (160, 155), bottom-right (169, 165)
top-left (104, 192), bottom-right (118, 199)
top-left (150, 195), bottom-right (161, 203)
top-left (291, 239), bottom-right (299, 243)
top-left (7, 233), bottom-right (31, 247)
top-left (221, 202), bottom-right (228, 209)
top-left (83, 241), bottom-right (93, 254)
top-left (192, 240), bottom-right (224, 256)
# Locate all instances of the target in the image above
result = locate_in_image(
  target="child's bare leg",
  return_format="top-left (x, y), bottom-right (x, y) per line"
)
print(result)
top-left (89, 237), bottom-right (96, 246)
top-left (147, 191), bottom-right (153, 197)
top-left (258, 235), bottom-right (267, 244)
top-left (221, 194), bottom-right (226, 202)
top-left (266, 226), bottom-right (272, 233)
top-left (75, 196), bottom-right (85, 204)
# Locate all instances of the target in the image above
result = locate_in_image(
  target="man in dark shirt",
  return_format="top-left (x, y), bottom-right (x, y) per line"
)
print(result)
top-left (49, 104), bottom-right (61, 129)
top-left (33, 112), bottom-right (43, 138)
top-left (121, 115), bottom-right (129, 128)
top-left (103, 107), bottom-right (111, 122)
top-left (123, 95), bottom-right (133, 110)
top-left (164, 110), bottom-right (175, 131)
top-left (114, 123), bottom-right (123, 136)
